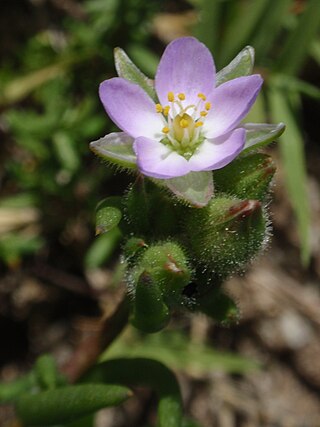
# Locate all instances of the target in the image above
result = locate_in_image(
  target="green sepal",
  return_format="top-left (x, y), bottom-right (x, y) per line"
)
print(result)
top-left (124, 178), bottom-right (150, 234)
top-left (216, 46), bottom-right (255, 86)
top-left (196, 289), bottom-right (239, 326)
top-left (154, 171), bottom-right (214, 208)
top-left (130, 271), bottom-right (170, 333)
top-left (96, 196), bottom-right (122, 235)
top-left (185, 197), bottom-right (267, 277)
top-left (15, 384), bottom-right (131, 426)
top-left (114, 47), bottom-right (157, 101)
top-left (214, 153), bottom-right (276, 201)
top-left (90, 132), bottom-right (137, 169)
top-left (242, 122), bottom-right (286, 153)
top-left (35, 354), bottom-right (67, 390)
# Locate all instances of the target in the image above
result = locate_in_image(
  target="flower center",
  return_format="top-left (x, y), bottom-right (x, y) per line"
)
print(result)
top-left (155, 92), bottom-right (211, 159)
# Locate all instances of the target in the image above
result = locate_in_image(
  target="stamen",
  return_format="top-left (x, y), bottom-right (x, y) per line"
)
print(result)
top-left (205, 102), bottom-right (211, 111)
top-left (163, 105), bottom-right (170, 116)
top-left (179, 119), bottom-right (189, 128)
top-left (178, 93), bottom-right (186, 101)
top-left (162, 126), bottom-right (170, 134)
top-left (155, 104), bottom-right (163, 113)
top-left (198, 93), bottom-right (206, 101)
top-left (167, 91), bottom-right (175, 102)
top-left (200, 111), bottom-right (208, 117)
top-left (195, 121), bottom-right (204, 128)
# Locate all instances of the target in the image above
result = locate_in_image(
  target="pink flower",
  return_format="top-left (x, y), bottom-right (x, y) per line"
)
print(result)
top-left (99, 37), bottom-right (263, 179)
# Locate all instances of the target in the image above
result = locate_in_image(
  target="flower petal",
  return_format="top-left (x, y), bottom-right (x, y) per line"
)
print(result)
top-left (134, 137), bottom-right (190, 179)
top-left (203, 75), bottom-right (263, 138)
top-left (155, 37), bottom-right (215, 107)
top-left (188, 128), bottom-right (246, 171)
top-left (99, 77), bottom-right (163, 139)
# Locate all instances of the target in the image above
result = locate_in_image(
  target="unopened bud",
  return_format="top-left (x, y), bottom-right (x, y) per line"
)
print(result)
top-left (130, 271), bottom-right (170, 333)
top-left (185, 196), bottom-right (268, 277)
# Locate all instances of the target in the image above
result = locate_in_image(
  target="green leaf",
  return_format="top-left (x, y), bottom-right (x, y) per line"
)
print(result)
top-left (216, 46), bottom-right (255, 86)
top-left (85, 228), bottom-right (122, 270)
top-left (251, 0), bottom-right (292, 62)
top-left (90, 132), bottom-right (137, 169)
top-left (0, 373), bottom-right (36, 403)
top-left (269, 88), bottom-right (311, 265)
top-left (158, 172), bottom-right (213, 208)
top-left (218, 0), bottom-right (269, 65)
top-left (15, 384), bottom-right (131, 426)
top-left (96, 197), bottom-right (122, 235)
top-left (114, 47), bottom-right (157, 101)
top-left (242, 122), bottom-right (286, 152)
top-left (104, 331), bottom-right (260, 375)
top-left (83, 358), bottom-right (182, 427)
top-left (275, 0), bottom-right (320, 75)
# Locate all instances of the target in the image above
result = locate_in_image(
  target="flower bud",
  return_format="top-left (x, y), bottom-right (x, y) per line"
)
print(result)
top-left (185, 196), bottom-right (268, 277)
top-left (130, 271), bottom-right (170, 333)
top-left (124, 178), bottom-right (150, 234)
top-left (214, 153), bottom-right (276, 201)
top-left (133, 242), bottom-right (191, 304)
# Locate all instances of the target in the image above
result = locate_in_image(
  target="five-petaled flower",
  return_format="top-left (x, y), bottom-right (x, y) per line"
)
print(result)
top-left (99, 37), bottom-right (263, 179)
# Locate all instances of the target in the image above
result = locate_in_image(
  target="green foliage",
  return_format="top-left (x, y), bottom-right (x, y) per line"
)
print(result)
top-left (83, 358), bottom-right (183, 427)
top-left (15, 384), bottom-right (131, 426)
top-left (193, 0), bottom-right (318, 263)
top-left (104, 330), bottom-right (260, 375)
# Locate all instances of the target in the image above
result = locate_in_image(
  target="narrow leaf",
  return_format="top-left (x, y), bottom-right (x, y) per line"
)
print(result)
top-left (275, 0), bottom-right (320, 75)
top-left (161, 172), bottom-right (214, 208)
top-left (114, 47), bottom-right (157, 101)
top-left (269, 88), bottom-right (311, 264)
top-left (90, 132), bottom-right (137, 169)
top-left (84, 358), bottom-right (182, 427)
top-left (242, 122), bottom-right (286, 152)
top-left (216, 46), bottom-right (255, 86)
top-left (15, 384), bottom-right (131, 426)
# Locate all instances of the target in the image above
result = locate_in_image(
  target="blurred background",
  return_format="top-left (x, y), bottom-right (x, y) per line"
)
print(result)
top-left (0, 0), bottom-right (320, 425)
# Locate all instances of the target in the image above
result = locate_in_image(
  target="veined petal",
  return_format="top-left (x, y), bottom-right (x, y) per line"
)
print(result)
top-left (188, 128), bottom-right (246, 171)
top-left (134, 137), bottom-right (190, 179)
top-left (203, 75), bottom-right (263, 139)
top-left (155, 37), bottom-right (215, 107)
top-left (99, 78), bottom-right (163, 140)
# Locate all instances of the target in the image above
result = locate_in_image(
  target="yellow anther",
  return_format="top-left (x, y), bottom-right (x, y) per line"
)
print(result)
top-left (205, 102), bottom-right (211, 111)
top-left (167, 91), bottom-right (175, 102)
top-left (195, 121), bottom-right (204, 128)
top-left (163, 105), bottom-right (170, 116)
top-left (162, 126), bottom-right (170, 134)
top-left (179, 119), bottom-right (189, 128)
top-left (200, 111), bottom-right (208, 117)
top-left (198, 93), bottom-right (206, 101)
top-left (178, 93), bottom-right (186, 101)
top-left (155, 103), bottom-right (163, 113)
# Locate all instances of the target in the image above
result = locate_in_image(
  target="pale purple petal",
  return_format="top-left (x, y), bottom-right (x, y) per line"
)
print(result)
top-left (203, 75), bottom-right (263, 139)
top-left (99, 78), bottom-right (163, 139)
top-left (133, 137), bottom-right (190, 179)
top-left (155, 37), bottom-right (215, 107)
top-left (188, 128), bottom-right (246, 171)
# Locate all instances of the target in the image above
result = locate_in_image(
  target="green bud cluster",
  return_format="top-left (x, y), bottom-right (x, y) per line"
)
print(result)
top-left (95, 150), bottom-right (275, 331)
